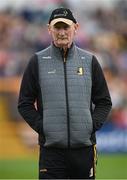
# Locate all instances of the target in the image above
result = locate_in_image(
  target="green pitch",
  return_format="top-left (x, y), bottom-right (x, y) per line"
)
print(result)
top-left (96, 154), bottom-right (127, 179)
top-left (0, 154), bottom-right (127, 179)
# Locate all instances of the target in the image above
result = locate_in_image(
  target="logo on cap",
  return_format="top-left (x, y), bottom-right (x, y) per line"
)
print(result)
top-left (54, 10), bottom-right (68, 18)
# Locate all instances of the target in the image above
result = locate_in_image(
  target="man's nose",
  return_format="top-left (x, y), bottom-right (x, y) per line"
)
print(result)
top-left (59, 29), bottom-right (66, 35)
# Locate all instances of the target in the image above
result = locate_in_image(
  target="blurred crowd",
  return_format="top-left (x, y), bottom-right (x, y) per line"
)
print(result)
top-left (0, 0), bottom-right (127, 129)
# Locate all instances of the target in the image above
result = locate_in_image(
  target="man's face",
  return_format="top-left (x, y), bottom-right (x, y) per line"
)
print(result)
top-left (48, 22), bottom-right (78, 48)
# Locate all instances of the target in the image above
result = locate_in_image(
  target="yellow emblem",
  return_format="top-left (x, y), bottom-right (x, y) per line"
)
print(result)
top-left (77, 67), bottom-right (84, 75)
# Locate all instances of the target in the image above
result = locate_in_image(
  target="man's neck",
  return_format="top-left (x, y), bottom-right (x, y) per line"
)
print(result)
top-left (63, 47), bottom-right (68, 53)
top-left (53, 41), bottom-right (72, 52)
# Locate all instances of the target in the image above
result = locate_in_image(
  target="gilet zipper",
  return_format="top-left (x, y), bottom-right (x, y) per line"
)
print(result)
top-left (63, 53), bottom-right (70, 148)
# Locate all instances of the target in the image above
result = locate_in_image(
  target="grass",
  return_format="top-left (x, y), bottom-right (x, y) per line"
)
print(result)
top-left (0, 158), bottom-right (38, 179)
top-left (0, 154), bottom-right (127, 179)
top-left (96, 154), bottom-right (127, 179)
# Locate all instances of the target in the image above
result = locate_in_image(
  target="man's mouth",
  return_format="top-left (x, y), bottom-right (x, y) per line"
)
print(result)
top-left (57, 37), bottom-right (67, 40)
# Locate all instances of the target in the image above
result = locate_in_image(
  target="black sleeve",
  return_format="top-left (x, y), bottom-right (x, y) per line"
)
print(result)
top-left (91, 55), bottom-right (112, 131)
top-left (18, 54), bottom-right (43, 134)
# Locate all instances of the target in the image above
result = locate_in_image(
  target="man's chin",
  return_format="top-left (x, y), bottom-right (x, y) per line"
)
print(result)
top-left (57, 42), bottom-right (70, 48)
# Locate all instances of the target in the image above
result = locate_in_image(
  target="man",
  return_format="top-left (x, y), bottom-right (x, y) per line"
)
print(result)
top-left (18, 7), bottom-right (112, 179)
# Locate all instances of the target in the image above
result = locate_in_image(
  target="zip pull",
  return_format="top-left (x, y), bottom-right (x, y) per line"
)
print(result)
top-left (63, 50), bottom-right (67, 63)
top-left (64, 57), bottom-right (66, 63)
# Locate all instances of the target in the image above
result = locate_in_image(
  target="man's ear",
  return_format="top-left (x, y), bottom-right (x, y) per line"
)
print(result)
top-left (47, 24), bottom-right (51, 34)
top-left (74, 23), bottom-right (79, 34)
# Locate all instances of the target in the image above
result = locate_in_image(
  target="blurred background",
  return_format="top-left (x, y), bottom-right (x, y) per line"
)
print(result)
top-left (0, 0), bottom-right (127, 179)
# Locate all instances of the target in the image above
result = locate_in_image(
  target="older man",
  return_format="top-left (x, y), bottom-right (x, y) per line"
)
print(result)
top-left (18, 7), bottom-right (112, 179)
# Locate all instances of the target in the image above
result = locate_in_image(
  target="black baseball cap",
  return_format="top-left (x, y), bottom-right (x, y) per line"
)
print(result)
top-left (48, 8), bottom-right (77, 26)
